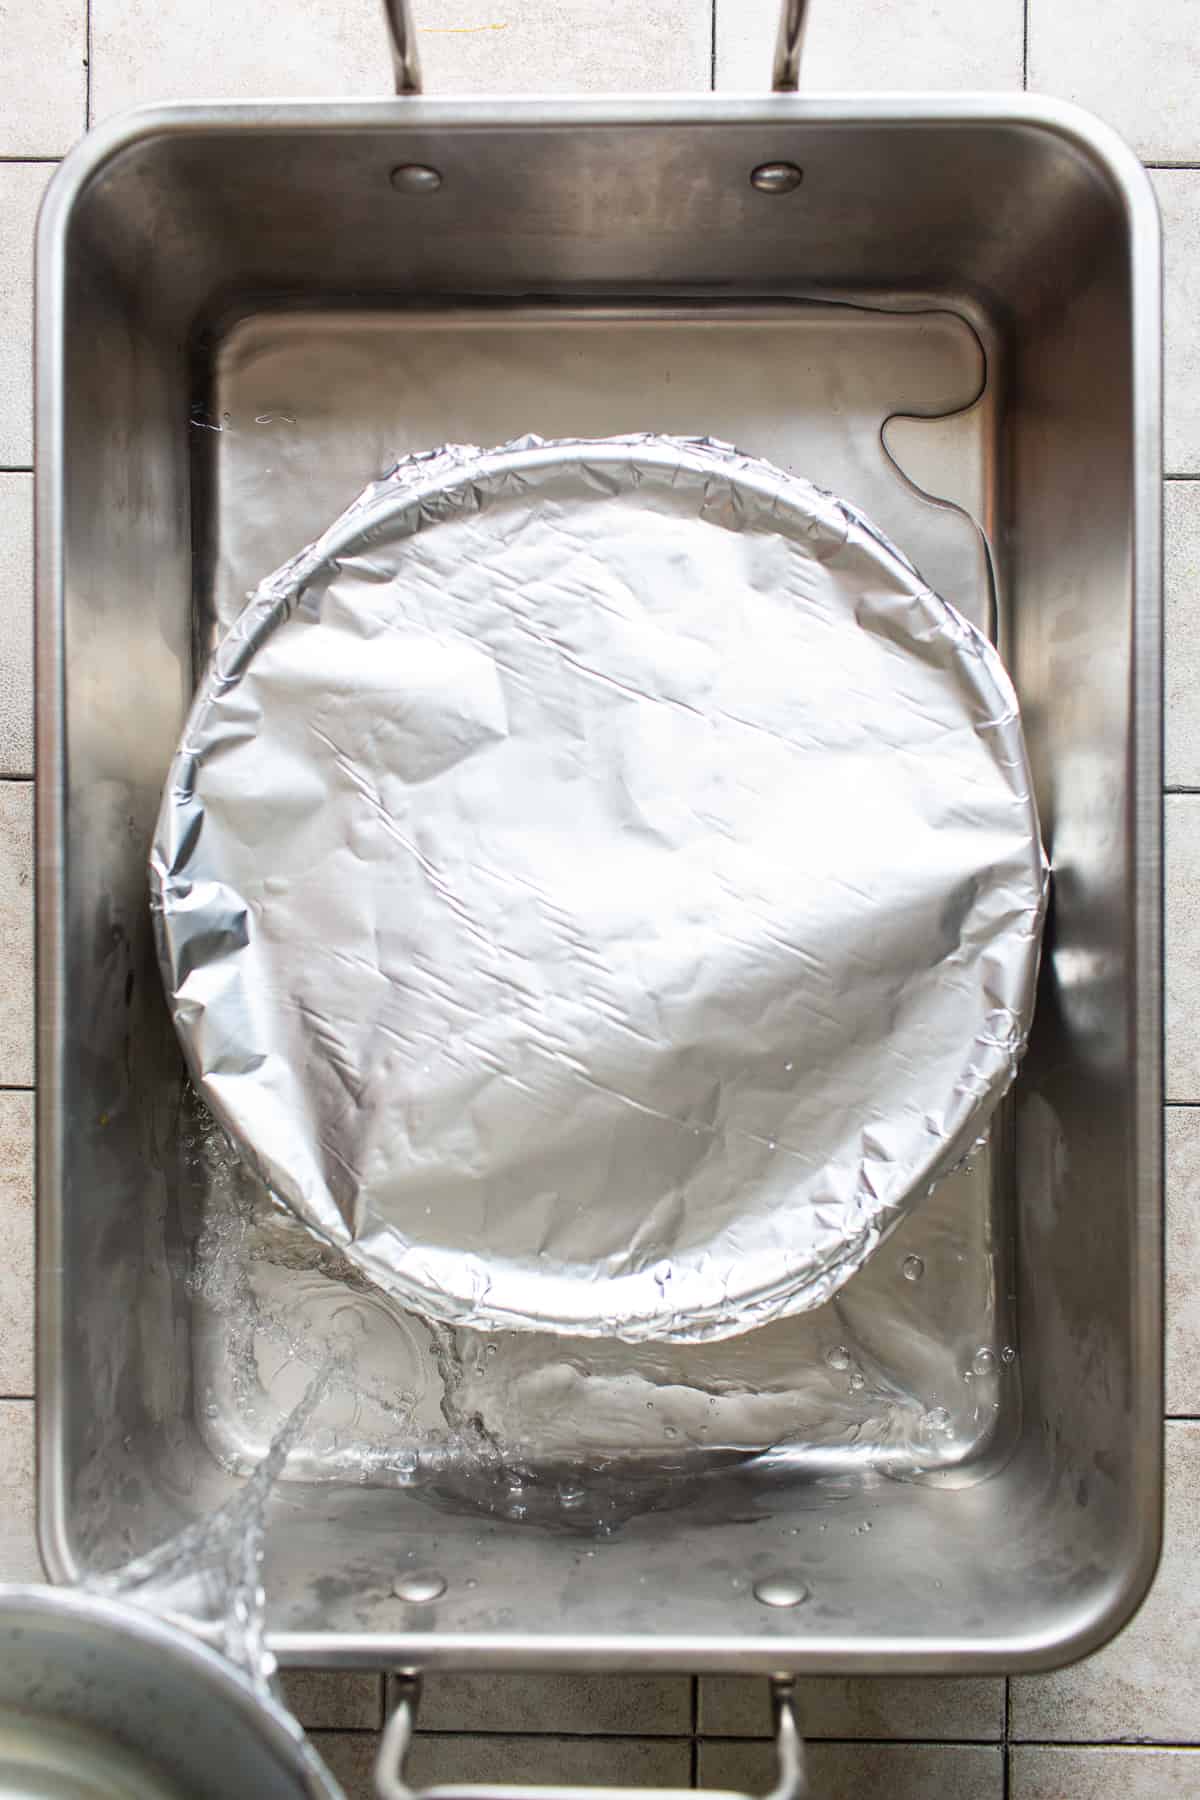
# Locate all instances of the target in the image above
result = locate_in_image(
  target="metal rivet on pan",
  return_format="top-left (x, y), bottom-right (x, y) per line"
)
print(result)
top-left (750, 161), bottom-right (803, 194)
top-left (753, 1576), bottom-right (810, 1608)
top-left (390, 164), bottom-right (443, 194)
top-left (393, 1570), bottom-right (447, 1603)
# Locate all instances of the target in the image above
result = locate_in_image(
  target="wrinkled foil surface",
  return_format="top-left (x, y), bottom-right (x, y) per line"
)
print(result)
top-left (151, 435), bottom-right (1046, 1344)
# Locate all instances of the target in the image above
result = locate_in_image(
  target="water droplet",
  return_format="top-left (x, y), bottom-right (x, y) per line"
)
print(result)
top-left (486, 1342), bottom-right (498, 1358)
top-left (902, 1254), bottom-right (925, 1283)
top-left (825, 1345), bottom-right (851, 1372)
top-left (784, 1061), bottom-right (794, 1072)
top-left (393, 1571), bottom-right (446, 1604)
top-left (753, 1576), bottom-right (809, 1608)
top-left (855, 1520), bottom-right (873, 1534)
top-left (664, 1425), bottom-right (678, 1439)
top-left (646, 1400), bottom-right (655, 1410)
top-left (925, 1405), bottom-right (952, 1434)
top-left (849, 1371), bottom-right (866, 1392)
top-left (1001, 1345), bottom-right (1017, 1365)
top-left (971, 1347), bottom-right (997, 1377)
top-left (465, 1578), bottom-right (477, 1590)
top-left (558, 1483), bottom-right (585, 1509)
top-left (204, 1402), bottom-right (218, 1418)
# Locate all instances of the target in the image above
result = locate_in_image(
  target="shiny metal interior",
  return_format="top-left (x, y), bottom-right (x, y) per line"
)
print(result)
top-left (37, 93), bottom-right (1162, 1673)
top-left (0, 1585), bottom-right (338, 1799)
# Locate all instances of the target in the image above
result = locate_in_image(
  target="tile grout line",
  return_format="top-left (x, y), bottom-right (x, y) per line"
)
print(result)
top-left (1003, 1672), bottom-right (1012, 1798)
top-left (689, 1673), bottom-right (698, 1788)
top-left (85, 0), bottom-right (93, 131)
top-left (709, 0), bottom-right (717, 93)
top-left (312, 1728), bottom-right (1003, 1745)
top-left (302, 1727), bottom-right (1197, 1749)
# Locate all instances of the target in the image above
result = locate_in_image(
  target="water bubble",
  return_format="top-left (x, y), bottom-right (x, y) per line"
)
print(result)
top-left (825, 1345), bottom-right (851, 1372)
top-left (557, 1483), bottom-right (585, 1509)
top-left (753, 1576), bottom-right (809, 1609)
top-left (393, 1571), bottom-right (447, 1604)
top-left (849, 1371), bottom-right (866, 1392)
top-left (971, 1347), bottom-right (997, 1377)
top-left (486, 1342), bottom-right (498, 1358)
top-left (902, 1254), bottom-right (925, 1283)
top-left (855, 1521), bottom-right (873, 1534)
top-left (664, 1425), bottom-right (679, 1439)
top-left (925, 1406), bottom-right (952, 1435)
top-left (1001, 1345), bottom-right (1017, 1365)
top-left (784, 1061), bottom-right (794, 1072)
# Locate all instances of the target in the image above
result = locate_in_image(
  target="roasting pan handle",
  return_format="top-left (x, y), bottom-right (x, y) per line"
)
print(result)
top-left (380, 0), bottom-right (811, 97)
top-left (375, 1675), bottom-right (807, 1800)
top-left (381, 0), bottom-right (422, 94)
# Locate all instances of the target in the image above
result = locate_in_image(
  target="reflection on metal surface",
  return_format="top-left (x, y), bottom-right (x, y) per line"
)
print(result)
top-left (153, 433), bottom-right (1046, 1344)
top-left (202, 305), bottom-right (995, 651)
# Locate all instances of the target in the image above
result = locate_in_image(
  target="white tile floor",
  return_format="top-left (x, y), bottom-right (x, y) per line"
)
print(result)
top-left (0, 0), bottom-right (1196, 1795)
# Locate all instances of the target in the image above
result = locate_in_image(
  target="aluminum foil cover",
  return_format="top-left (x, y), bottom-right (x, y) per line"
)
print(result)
top-left (151, 435), bottom-right (1046, 1344)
